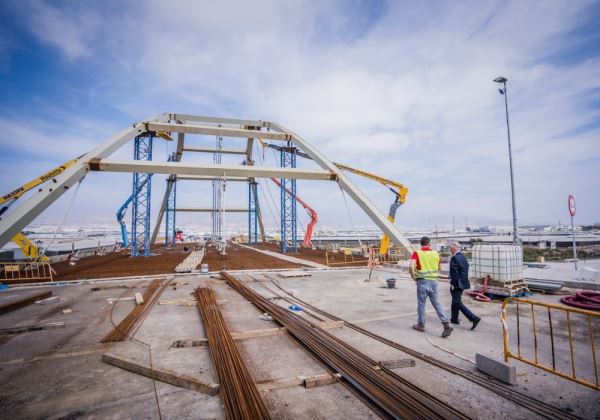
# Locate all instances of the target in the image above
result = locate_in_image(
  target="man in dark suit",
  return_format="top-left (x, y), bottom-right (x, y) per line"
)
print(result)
top-left (449, 242), bottom-right (481, 330)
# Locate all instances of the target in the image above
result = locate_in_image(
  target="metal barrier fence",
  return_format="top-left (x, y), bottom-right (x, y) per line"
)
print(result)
top-left (501, 297), bottom-right (599, 390)
top-left (0, 261), bottom-right (54, 283)
top-left (325, 247), bottom-right (368, 266)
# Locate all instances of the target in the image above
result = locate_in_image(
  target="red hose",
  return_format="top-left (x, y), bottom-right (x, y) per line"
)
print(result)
top-left (576, 291), bottom-right (600, 305)
top-left (468, 275), bottom-right (491, 302)
top-left (561, 291), bottom-right (600, 311)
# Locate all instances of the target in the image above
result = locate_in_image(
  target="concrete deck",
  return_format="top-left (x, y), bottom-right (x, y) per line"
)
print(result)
top-left (0, 269), bottom-right (598, 419)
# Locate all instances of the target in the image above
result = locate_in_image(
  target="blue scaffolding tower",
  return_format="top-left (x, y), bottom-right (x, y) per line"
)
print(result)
top-left (131, 133), bottom-right (153, 257)
top-left (280, 142), bottom-right (297, 253)
top-left (248, 181), bottom-right (259, 243)
top-left (165, 153), bottom-right (177, 248)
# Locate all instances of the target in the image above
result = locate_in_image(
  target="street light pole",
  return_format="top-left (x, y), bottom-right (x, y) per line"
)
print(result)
top-left (494, 76), bottom-right (519, 244)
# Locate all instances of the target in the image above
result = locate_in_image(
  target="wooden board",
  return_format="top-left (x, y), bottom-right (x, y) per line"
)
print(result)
top-left (277, 271), bottom-right (312, 278)
top-left (0, 321), bottom-right (65, 335)
top-left (378, 359), bottom-right (415, 369)
top-left (134, 292), bottom-right (144, 305)
top-left (101, 353), bottom-right (219, 396)
top-left (170, 320), bottom-right (345, 348)
top-left (0, 290), bottom-right (52, 315)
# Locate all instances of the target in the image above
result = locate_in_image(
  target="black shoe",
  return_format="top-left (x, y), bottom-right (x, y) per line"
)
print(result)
top-left (441, 323), bottom-right (453, 338)
top-left (412, 323), bottom-right (425, 332)
top-left (450, 320), bottom-right (460, 325)
top-left (471, 318), bottom-right (481, 331)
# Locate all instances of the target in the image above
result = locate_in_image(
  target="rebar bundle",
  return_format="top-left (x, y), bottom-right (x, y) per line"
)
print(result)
top-left (193, 287), bottom-right (270, 420)
top-left (101, 278), bottom-right (169, 342)
top-left (221, 272), bottom-right (468, 420)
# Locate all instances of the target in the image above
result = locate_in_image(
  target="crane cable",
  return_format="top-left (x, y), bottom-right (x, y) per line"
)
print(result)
top-left (39, 177), bottom-right (85, 260)
top-left (254, 142), bottom-right (280, 231)
top-left (337, 181), bottom-right (364, 249)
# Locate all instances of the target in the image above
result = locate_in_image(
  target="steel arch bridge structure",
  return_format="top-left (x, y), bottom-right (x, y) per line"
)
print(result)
top-left (0, 114), bottom-right (414, 255)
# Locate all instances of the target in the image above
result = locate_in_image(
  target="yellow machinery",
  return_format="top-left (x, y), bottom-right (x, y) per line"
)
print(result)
top-left (1, 156), bottom-right (81, 261)
top-left (334, 163), bottom-right (408, 255)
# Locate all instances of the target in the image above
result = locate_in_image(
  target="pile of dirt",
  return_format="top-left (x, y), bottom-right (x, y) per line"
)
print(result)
top-left (249, 242), bottom-right (369, 267)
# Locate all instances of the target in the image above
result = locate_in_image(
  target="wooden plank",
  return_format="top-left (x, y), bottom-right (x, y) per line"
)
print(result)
top-left (277, 271), bottom-right (312, 278)
top-left (171, 338), bottom-right (209, 348)
top-left (159, 298), bottom-right (228, 305)
top-left (258, 360), bottom-right (414, 392)
top-left (101, 353), bottom-right (219, 396)
top-left (106, 297), bottom-right (136, 303)
top-left (378, 359), bottom-right (415, 369)
top-left (257, 372), bottom-right (342, 391)
top-left (304, 373), bottom-right (341, 388)
top-left (0, 290), bottom-right (52, 315)
top-left (170, 320), bottom-right (344, 348)
top-left (231, 326), bottom-right (286, 340)
top-left (0, 321), bottom-right (65, 335)
top-left (256, 376), bottom-right (305, 391)
top-left (134, 292), bottom-right (144, 305)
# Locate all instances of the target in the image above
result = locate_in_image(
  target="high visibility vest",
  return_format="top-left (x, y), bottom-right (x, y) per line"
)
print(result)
top-left (415, 249), bottom-right (440, 281)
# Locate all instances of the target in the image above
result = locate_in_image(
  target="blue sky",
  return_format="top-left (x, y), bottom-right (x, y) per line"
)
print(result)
top-left (0, 0), bottom-right (599, 231)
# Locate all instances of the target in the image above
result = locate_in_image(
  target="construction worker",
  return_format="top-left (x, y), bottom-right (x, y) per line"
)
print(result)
top-left (409, 236), bottom-right (453, 338)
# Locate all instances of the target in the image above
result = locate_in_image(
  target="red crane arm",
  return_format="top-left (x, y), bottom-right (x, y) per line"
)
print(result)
top-left (269, 178), bottom-right (318, 247)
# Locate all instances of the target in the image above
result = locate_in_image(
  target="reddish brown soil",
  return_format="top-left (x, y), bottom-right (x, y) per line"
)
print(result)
top-left (203, 243), bottom-right (302, 271)
top-left (52, 244), bottom-right (191, 281)
top-left (249, 242), bottom-right (369, 267)
top-left (47, 243), bottom-right (302, 281)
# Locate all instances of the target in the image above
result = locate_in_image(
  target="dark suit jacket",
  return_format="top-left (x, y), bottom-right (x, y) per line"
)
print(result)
top-left (449, 252), bottom-right (471, 290)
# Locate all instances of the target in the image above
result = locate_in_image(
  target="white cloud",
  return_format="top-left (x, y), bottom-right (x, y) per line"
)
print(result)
top-left (18, 0), bottom-right (100, 61)
top-left (2, 0), bottom-right (599, 228)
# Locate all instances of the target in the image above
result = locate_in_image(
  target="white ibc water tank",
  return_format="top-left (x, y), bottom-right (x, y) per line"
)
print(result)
top-left (471, 244), bottom-right (523, 282)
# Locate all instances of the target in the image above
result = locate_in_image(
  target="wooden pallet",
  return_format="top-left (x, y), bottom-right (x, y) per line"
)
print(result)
top-left (474, 281), bottom-right (529, 297)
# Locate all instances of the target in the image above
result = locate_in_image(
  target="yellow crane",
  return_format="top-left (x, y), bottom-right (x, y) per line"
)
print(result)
top-left (1, 156), bottom-right (81, 261)
top-left (334, 163), bottom-right (408, 255)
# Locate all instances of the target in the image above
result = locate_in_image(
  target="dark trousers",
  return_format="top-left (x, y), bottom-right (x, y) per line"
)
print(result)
top-left (450, 288), bottom-right (478, 323)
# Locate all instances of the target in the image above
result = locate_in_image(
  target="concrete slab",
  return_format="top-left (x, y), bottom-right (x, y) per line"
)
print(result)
top-left (0, 268), bottom-right (598, 419)
top-left (239, 243), bottom-right (329, 268)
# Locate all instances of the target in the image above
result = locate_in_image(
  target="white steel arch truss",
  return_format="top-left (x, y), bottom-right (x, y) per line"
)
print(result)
top-left (0, 114), bottom-right (414, 252)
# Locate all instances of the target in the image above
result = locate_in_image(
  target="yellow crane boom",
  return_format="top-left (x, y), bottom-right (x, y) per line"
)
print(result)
top-left (334, 163), bottom-right (408, 255)
top-left (1, 156), bottom-right (82, 261)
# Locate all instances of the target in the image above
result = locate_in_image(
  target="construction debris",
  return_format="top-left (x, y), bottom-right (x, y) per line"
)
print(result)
top-left (193, 286), bottom-right (271, 419)
top-left (0, 290), bottom-right (52, 315)
top-left (101, 353), bottom-right (219, 396)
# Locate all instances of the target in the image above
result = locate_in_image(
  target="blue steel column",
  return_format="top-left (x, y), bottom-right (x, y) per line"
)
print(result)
top-left (248, 181), bottom-right (258, 243)
top-left (165, 152), bottom-right (177, 248)
top-left (165, 178), bottom-right (176, 247)
top-left (280, 142), bottom-right (297, 253)
top-left (131, 133), bottom-right (153, 257)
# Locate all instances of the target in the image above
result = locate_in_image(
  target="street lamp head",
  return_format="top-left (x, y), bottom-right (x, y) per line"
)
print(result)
top-left (493, 76), bottom-right (508, 83)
